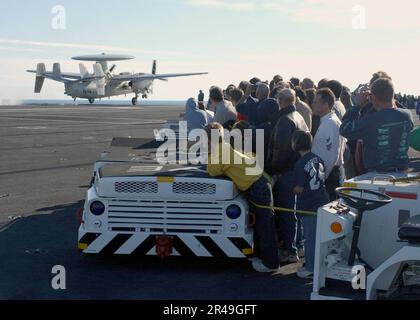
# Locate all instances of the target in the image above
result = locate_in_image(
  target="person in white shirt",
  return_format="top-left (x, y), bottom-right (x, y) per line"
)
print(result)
top-left (311, 88), bottom-right (347, 200)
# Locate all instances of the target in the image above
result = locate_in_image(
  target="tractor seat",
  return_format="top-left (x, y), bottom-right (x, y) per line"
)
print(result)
top-left (399, 215), bottom-right (420, 243)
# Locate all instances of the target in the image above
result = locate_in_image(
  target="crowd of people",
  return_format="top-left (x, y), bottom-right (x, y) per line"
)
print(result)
top-left (396, 93), bottom-right (420, 110)
top-left (183, 71), bottom-right (415, 277)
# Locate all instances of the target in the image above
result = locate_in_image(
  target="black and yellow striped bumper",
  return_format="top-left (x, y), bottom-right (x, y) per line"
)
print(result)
top-left (78, 232), bottom-right (253, 258)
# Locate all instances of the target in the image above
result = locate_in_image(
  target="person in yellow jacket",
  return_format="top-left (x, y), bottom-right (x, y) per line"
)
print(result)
top-left (205, 123), bottom-right (279, 272)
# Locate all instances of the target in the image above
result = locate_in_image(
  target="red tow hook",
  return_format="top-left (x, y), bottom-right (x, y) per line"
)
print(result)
top-left (76, 208), bottom-right (84, 224)
top-left (156, 236), bottom-right (173, 259)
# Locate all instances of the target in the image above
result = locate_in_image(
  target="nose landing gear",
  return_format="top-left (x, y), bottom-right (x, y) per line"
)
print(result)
top-left (88, 98), bottom-right (95, 104)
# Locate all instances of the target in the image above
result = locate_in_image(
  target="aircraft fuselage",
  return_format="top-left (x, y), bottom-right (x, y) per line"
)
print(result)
top-left (64, 79), bottom-right (151, 99)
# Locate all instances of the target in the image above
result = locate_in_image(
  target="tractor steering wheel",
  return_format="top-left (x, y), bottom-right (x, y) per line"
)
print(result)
top-left (335, 187), bottom-right (392, 212)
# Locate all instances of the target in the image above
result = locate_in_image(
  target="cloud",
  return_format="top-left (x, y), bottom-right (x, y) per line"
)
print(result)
top-left (186, 0), bottom-right (420, 29)
top-left (268, 0), bottom-right (419, 29)
top-left (0, 38), bottom-right (185, 57)
top-left (0, 46), bottom-right (45, 53)
top-left (2, 38), bottom-right (420, 103)
top-left (185, 0), bottom-right (255, 12)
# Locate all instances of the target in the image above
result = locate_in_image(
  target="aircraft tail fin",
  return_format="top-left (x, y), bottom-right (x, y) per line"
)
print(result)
top-left (93, 62), bottom-right (105, 78)
top-left (152, 60), bottom-right (157, 75)
top-left (34, 63), bottom-right (46, 93)
top-left (79, 63), bottom-right (88, 78)
top-left (93, 63), bottom-right (106, 96)
top-left (52, 63), bottom-right (61, 80)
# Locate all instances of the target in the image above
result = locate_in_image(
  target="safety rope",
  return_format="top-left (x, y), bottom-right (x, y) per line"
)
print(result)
top-left (249, 200), bottom-right (318, 216)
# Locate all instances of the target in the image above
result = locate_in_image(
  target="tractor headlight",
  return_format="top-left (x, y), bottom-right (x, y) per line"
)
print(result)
top-left (226, 204), bottom-right (242, 220)
top-left (90, 201), bottom-right (105, 216)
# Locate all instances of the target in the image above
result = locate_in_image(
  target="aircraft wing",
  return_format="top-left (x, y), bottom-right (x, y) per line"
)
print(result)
top-left (115, 72), bottom-right (208, 81)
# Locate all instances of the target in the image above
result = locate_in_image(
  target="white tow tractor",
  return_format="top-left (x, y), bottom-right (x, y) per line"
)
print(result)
top-left (77, 160), bottom-right (255, 259)
top-left (312, 171), bottom-right (420, 300)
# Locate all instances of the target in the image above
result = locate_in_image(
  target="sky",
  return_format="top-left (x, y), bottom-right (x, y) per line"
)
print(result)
top-left (1, 0), bottom-right (420, 102)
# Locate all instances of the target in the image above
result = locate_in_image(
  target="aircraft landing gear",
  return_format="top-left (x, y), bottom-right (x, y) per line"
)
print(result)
top-left (132, 97), bottom-right (138, 106)
top-left (142, 94), bottom-right (148, 99)
top-left (88, 98), bottom-right (95, 104)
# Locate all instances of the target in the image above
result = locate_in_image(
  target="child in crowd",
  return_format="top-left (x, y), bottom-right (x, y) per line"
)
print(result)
top-left (205, 123), bottom-right (279, 272)
top-left (291, 130), bottom-right (330, 278)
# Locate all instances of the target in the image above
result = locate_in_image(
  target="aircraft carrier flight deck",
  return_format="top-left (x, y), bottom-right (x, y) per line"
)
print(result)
top-left (0, 103), bottom-right (316, 300)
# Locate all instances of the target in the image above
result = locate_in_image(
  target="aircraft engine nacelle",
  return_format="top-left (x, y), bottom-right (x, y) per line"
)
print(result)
top-left (128, 80), bottom-right (152, 93)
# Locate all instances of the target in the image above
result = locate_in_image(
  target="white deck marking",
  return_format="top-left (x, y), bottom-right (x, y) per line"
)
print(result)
top-left (15, 126), bottom-right (48, 130)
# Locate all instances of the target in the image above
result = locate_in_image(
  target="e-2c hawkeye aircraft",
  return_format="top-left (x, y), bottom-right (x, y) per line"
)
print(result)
top-left (27, 53), bottom-right (208, 105)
